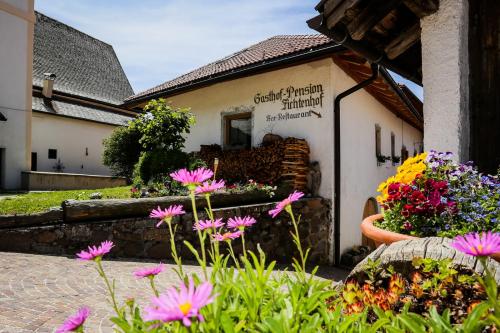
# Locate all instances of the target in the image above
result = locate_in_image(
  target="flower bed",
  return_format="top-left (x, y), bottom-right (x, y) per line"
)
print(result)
top-left (53, 167), bottom-right (500, 332)
top-left (376, 151), bottom-right (499, 237)
top-left (339, 256), bottom-right (493, 323)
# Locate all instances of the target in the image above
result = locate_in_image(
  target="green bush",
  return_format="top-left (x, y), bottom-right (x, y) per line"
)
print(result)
top-left (102, 125), bottom-right (142, 179)
top-left (103, 99), bottom-right (196, 184)
top-left (133, 150), bottom-right (206, 186)
top-left (134, 150), bottom-right (188, 184)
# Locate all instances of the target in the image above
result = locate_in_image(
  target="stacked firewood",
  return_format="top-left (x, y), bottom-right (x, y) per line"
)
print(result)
top-left (197, 136), bottom-right (309, 190)
top-left (198, 142), bottom-right (285, 184)
top-left (280, 138), bottom-right (310, 191)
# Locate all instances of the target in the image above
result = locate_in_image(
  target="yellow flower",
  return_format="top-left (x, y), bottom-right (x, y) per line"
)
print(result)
top-left (377, 181), bottom-right (387, 193)
top-left (376, 152), bottom-right (429, 204)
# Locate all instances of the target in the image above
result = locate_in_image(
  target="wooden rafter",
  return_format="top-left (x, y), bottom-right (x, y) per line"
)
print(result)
top-left (332, 51), bottom-right (423, 130)
top-left (403, 0), bottom-right (439, 18)
top-left (384, 23), bottom-right (421, 59)
top-left (346, 0), bottom-right (403, 40)
top-left (325, 0), bottom-right (362, 29)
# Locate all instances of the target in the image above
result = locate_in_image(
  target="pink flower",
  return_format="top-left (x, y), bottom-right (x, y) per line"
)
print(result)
top-left (227, 216), bottom-right (257, 230)
top-left (170, 168), bottom-right (214, 187)
top-left (451, 232), bottom-right (500, 256)
top-left (76, 241), bottom-right (113, 261)
top-left (134, 263), bottom-right (164, 279)
top-left (195, 179), bottom-right (225, 195)
top-left (144, 279), bottom-right (214, 327)
top-left (212, 231), bottom-right (243, 242)
top-left (193, 218), bottom-right (224, 231)
top-left (268, 191), bottom-right (304, 218)
top-left (150, 205), bottom-right (185, 227)
top-left (56, 307), bottom-right (90, 333)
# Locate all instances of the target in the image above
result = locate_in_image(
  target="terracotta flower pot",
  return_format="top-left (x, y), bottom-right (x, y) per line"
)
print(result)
top-left (361, 214), bottom-right (500, 262)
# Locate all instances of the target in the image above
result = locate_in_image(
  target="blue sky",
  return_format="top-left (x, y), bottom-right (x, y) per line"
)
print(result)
top-left (35, 0), bottom-right (422, 99)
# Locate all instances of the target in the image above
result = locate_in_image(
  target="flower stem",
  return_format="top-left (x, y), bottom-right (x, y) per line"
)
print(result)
top-left (227, 241), bottom-right (240, 269)
top-left (148, 276), bottom-right (159, 297)
top-left (286, 206), bottom-right (306, 276)
top-left (205, 194), bottom-right (219, 260)
top-left (190, 192), bottom-right (207, 279)
top-left (241, 231), bottom-right (247, 260)
top-left (166, 219), bottom-right (184, 278)
top-left (478, 256), bottom-right (500, 315)
top-left (96, 259), bottom-right (120, 316)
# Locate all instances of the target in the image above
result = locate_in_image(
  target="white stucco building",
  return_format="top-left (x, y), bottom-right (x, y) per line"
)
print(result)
top-left (310, 0), bottom-right (500, 175)
top-left (1, 11), bottom-right (135, 190)
top-left (0, 0), bottom-right (34, 189)
top-left (125, 35), bottom-right (424, 263)
top-left (29, 12), bottom-right (135, 177)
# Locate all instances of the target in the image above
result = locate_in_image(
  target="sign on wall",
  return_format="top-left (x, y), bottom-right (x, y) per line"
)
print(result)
top-left (253, 84), bottom-right (324, 122)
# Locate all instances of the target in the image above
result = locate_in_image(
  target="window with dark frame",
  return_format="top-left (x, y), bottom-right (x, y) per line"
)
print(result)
top-left (223, 112), bottom-right (252, 149)
top-left (31, 152), bottom-right (37, 171)
top-left (375, 124), bottom-right (381, 157)
top-left (48, 149), bottom-right (57, 159)
top-left (401, 145), bottom-right (409, 162)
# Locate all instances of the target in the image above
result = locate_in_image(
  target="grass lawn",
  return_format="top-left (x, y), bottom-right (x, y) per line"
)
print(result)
top-left (0, 186), bottom-right (131, 215)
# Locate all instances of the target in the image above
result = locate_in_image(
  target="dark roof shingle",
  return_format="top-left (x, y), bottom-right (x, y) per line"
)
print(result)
top-left (127, 35), bottom-right (334, 101)
top-left (33, 12), bottom-right (134, 105)
top-left (32, 97), bottom-right (132, 126)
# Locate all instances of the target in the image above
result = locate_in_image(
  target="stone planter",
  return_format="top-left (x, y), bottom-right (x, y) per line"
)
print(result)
top-left (361, 214), bottom-right (500, 262)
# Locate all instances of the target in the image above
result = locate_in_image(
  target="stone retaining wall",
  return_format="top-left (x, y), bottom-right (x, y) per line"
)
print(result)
top-left (0, 198), bottom-right (332, 264)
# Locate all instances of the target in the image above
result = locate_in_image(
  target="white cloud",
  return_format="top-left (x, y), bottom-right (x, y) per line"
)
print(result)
top-left (35, 0), bottom-right (316, 93)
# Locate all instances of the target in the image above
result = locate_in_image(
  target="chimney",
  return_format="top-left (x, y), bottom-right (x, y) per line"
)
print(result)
top-left (42, 73), bottom-right (56, 98)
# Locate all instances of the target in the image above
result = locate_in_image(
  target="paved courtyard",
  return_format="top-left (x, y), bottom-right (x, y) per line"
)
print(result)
top-left (0, 252), bottom-right (347, 332)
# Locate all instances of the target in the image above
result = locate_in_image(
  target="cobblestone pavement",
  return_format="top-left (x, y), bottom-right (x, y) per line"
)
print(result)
top-left (0, 252), bottom-right (347, 333)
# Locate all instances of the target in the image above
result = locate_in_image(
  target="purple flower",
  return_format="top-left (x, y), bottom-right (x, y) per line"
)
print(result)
top-left (56, 307), bottom-right (90, 333)
top-left (134, 263), bottom-right (164, 279)
top-left (193, 218), bottom-right (224, 231)
top-left (227, 216), bottom-right (257, 230)
top-left (150, 205), bottom-right (185, 227)
top-left (144, 279), bottom-right (214, 327)
top-left (268, 191), bottom-right (304, 218)
top-left (195, 180), bottom-right (225, 195)
top-left (451, 232), bottom-right (500, 256)
top-left (170, 168), bottom-right (214, 187)
top-left (402, 221), bottom-right (413, 231)
top-left (76, 241), bottom-right (113, 261)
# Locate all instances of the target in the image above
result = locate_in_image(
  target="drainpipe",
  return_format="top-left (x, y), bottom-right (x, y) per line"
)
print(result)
top-left (333, 63), bottom-right (379, 265)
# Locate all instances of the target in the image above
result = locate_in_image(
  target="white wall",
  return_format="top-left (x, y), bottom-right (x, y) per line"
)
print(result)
top-left (0, 0), bottom-right (34, 189)
top-left (31, 113), bottom-right (117, 175)
top-left (332, 64), bottom-right (423, 255)
top-left (167, 58), bottom-right (334, 199)
top-left (154, 58), bottom-right (422, 260)
top-left (421, 0), bottom-right (469, 161)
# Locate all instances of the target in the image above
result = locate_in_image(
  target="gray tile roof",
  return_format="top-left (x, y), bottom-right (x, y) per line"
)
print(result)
top-left (32, 97), bottom-right (132, 126)
top-left (33, 11), bottom-right (134, 105)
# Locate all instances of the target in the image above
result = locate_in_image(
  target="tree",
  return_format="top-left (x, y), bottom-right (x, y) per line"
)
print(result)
top-left (102, 125), bottom-right (142, 179)
top-left (129, 98), bottom-right (195, 151)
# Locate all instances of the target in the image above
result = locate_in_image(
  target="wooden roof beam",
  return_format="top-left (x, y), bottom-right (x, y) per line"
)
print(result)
top-left (384, 23), bottom-right (421, 59)
top-left (325, 0), bottom-right (362, 29)
top-left (347, 0), bottom-right (403, 40)
top-left (403, 0), bottom-right (439, 18)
